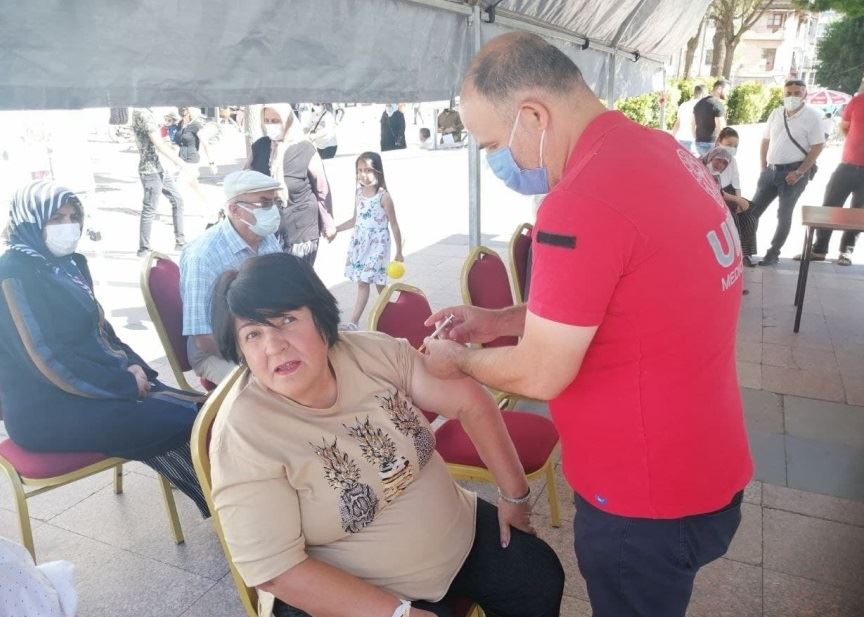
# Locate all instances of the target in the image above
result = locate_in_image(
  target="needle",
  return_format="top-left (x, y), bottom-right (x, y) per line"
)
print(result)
top-left (419, 314), bottom-right (455, 353)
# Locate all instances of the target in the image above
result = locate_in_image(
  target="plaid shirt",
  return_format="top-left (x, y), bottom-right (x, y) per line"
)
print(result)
top-left (180, 219), bottom-right (281, 336)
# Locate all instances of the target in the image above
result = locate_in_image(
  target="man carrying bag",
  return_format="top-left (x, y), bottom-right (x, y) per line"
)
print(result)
top-left (747, 79), bottom-right (825, 266)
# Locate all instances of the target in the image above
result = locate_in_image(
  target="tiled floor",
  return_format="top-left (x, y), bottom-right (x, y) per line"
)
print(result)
top-left (1, 242), bottom-right (863, 616)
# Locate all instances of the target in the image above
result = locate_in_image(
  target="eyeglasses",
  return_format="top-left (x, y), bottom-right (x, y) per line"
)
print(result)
top-left (236, 198), bottom-right (284, 209)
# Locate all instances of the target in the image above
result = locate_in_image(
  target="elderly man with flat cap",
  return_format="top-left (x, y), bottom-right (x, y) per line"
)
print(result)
top-left (180, 170), bottom-right (283, 384)
top-left (423, 32), bottom-right (753, 617)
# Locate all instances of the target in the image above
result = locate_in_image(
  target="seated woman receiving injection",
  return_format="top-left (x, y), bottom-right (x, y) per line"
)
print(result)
top-left (208, 253), bottom-right (563, 617)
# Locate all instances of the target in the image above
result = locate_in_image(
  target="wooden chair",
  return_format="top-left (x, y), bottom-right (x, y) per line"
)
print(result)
top-left (191, 367), bottom-right (485, 616)
top-left (0, 404), bottom-right (184, 561)
top-left (140, 252), bottom-right (216, 392)
top-left (369, 283), bottom-right (561, 527)
top-left (508, 222), bottom-right (533, 304)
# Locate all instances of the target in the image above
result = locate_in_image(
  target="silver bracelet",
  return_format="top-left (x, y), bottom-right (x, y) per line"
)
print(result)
top-left (498, 486), bottom-right (531, 504)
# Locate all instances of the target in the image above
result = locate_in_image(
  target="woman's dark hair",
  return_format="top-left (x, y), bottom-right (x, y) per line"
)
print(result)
top-left (717, 127), bottom-right (739, 142)
top-left (211, 253), bottom-right (340, 364)
top-left (355, 151), bottom-right (388, 191)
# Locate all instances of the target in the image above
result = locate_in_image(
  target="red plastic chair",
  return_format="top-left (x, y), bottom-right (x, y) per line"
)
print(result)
top-left (369, 284), bottom-right (561, 526)
top-left (140, 252), bottom-right (215, 392)
top-left (0, 402), bottom-right (184, 560)
top-left (460, 247), bottom-right (519, 348)
top-left (508, 223), bottom-right (533, 304)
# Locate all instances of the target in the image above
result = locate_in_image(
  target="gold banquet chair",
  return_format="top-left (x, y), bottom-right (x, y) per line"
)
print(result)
top-left (508, 222), bottom-right (534, 304)
top-left (190, 367), bottom-right (259, 617)
top-left (0, 404), bottom-right (184, 561)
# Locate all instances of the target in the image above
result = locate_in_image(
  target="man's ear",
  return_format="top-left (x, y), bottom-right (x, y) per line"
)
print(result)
top-left (520, 101), bottom-right (551, 132)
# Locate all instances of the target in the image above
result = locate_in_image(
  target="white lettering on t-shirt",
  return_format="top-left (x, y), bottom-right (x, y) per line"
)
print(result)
top-left (706, 209), bottom-right (743, 290)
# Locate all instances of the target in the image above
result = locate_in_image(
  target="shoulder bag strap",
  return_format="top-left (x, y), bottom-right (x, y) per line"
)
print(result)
top-left (782, 110), bottom-right (809, 159)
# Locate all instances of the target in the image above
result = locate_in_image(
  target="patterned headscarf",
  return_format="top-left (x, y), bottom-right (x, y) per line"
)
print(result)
top-left (4, 181), bottom-right (92, 298)
top-left (6, 180), bottom-right (82, 260)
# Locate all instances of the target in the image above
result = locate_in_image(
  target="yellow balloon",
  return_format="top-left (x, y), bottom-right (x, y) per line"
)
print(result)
top-left (387, 261), bottom-right (405, 279)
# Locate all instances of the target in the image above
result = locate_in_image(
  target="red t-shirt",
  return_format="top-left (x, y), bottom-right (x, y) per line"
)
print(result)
top-left (842, 94), bottom-right (864, 166)
top-left (528, 111), bottom-right (753, 519)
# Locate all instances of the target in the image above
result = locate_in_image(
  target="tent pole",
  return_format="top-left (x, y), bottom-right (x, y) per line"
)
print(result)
top-left (468, 3), bottom-right (482, 249)
top-left (659, 65), bottom-right (668, 131)
top-left (606, 55), bottom-right (616, 109)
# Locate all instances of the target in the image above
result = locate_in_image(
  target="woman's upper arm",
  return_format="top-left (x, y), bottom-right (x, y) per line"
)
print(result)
top-left (409, 350), bottom-right (488, 420)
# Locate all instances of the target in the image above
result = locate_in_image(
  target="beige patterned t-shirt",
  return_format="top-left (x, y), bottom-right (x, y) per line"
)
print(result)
top-left (210, 331), bottom-right (476, 601)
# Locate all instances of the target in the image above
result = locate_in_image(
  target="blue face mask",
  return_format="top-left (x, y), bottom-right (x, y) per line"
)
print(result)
top-left (486, 112), bottom-right (550, 195)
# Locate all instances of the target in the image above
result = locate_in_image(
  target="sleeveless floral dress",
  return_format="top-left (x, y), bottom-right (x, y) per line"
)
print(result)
top-left (345, 188), bottom-right (391, 284)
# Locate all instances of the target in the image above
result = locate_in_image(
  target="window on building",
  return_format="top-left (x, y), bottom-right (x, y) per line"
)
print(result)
top-left (704, 48), bottom-right (713, 65)
top-left (767, 13), bottom-right (785, 31)
top-left (762, 48), bottom-right (777, 71)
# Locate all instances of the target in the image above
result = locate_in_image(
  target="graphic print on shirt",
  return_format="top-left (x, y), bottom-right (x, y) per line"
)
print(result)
top-left (311, 437), bottom-right (379, 533)
top-left (378, 391), bottom-right (435, 469)
top-left (345, 417), bottom-right (414, 504)
top-left (676, 148), bottom-right (743, 290)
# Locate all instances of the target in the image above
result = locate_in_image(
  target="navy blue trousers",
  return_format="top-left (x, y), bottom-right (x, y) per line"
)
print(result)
top-left (573, 491), bottom-right (742, 617)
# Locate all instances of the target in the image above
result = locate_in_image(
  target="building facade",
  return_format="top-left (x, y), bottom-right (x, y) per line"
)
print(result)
top-left (675, 4), bottom-right (839, 86)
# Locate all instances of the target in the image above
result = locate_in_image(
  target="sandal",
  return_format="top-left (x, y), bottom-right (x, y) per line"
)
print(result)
top-left (837, 254), bottom-right (852, 266)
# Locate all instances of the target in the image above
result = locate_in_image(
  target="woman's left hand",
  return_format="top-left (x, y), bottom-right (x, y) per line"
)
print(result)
top-left (736, 197), bottom-right (750, 213)
top-left (497, 500), bottom-right (535, 548)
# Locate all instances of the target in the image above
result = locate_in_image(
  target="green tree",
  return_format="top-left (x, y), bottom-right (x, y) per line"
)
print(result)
top-left (793, 0), bottom-right (864, 16)
top-left (815, 16), bottom-right (864, 93)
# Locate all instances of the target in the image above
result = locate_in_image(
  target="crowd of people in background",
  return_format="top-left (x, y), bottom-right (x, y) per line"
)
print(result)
top-left (675, 76), bottom-right (863, 267)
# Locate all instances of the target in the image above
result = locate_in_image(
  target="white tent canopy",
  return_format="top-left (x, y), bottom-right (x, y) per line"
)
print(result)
top-left (1, 0), bottom-right (711, 247)
top-left (1, 0), bottom-right (710, 110)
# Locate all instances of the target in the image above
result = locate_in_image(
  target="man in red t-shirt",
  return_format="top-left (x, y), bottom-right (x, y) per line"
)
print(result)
top-left (809, 81), bottom-right (864, 265)
top-left (423, 32), bottom-right (753, 617)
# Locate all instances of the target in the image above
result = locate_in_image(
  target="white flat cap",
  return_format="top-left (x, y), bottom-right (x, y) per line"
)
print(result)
top-left (223, 170), bottom-right (281, 202)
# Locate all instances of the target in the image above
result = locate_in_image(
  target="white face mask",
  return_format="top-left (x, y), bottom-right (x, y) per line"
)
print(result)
top-left (44, 223), bottom-right (81, 257)
top-left (238, 204), bottom-right (281, 237)
top-left (722, 145), bottom-right (737, 157)
top-left (264, 124), bottom-right (283, 140)
top-left (784, 96), bottom-right (804, 112)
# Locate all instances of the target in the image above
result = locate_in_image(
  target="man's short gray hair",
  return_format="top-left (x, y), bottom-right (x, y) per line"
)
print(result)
top-left (465, 32), bottom-right (585, 104)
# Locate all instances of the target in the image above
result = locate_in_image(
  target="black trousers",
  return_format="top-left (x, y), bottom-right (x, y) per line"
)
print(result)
top-left (813, 163), bottom-right (864, 254)
top-left (139, 172), bottom-right (185, 251)
top-left (318, 146), bottom-right (338, 160)
top-left (573, 491), bottom-right (742, 617)
top-left (274, 499), bottom-right (564, 617)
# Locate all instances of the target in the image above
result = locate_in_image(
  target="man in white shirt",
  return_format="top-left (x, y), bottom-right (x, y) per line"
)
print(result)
top-left (671, 84), bottom-right (705, 152)
top-left (748, 79), bottom-right (825, 266)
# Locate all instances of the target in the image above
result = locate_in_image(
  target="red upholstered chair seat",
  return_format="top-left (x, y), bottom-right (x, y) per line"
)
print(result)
top-left (435, 411), bottom-right (559, 474)
top-left (200, 378), bottom-right (217, 391)
top-left (0, 439), bottom-right (108, 479)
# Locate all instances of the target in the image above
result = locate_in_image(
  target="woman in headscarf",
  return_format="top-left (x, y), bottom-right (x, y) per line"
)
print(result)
top-left (0, 181), bottom-right (208, 517)
top-left (702, 145), bottom-right (757, 265)
top-left (246, 104), bottom-right (336, 265)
